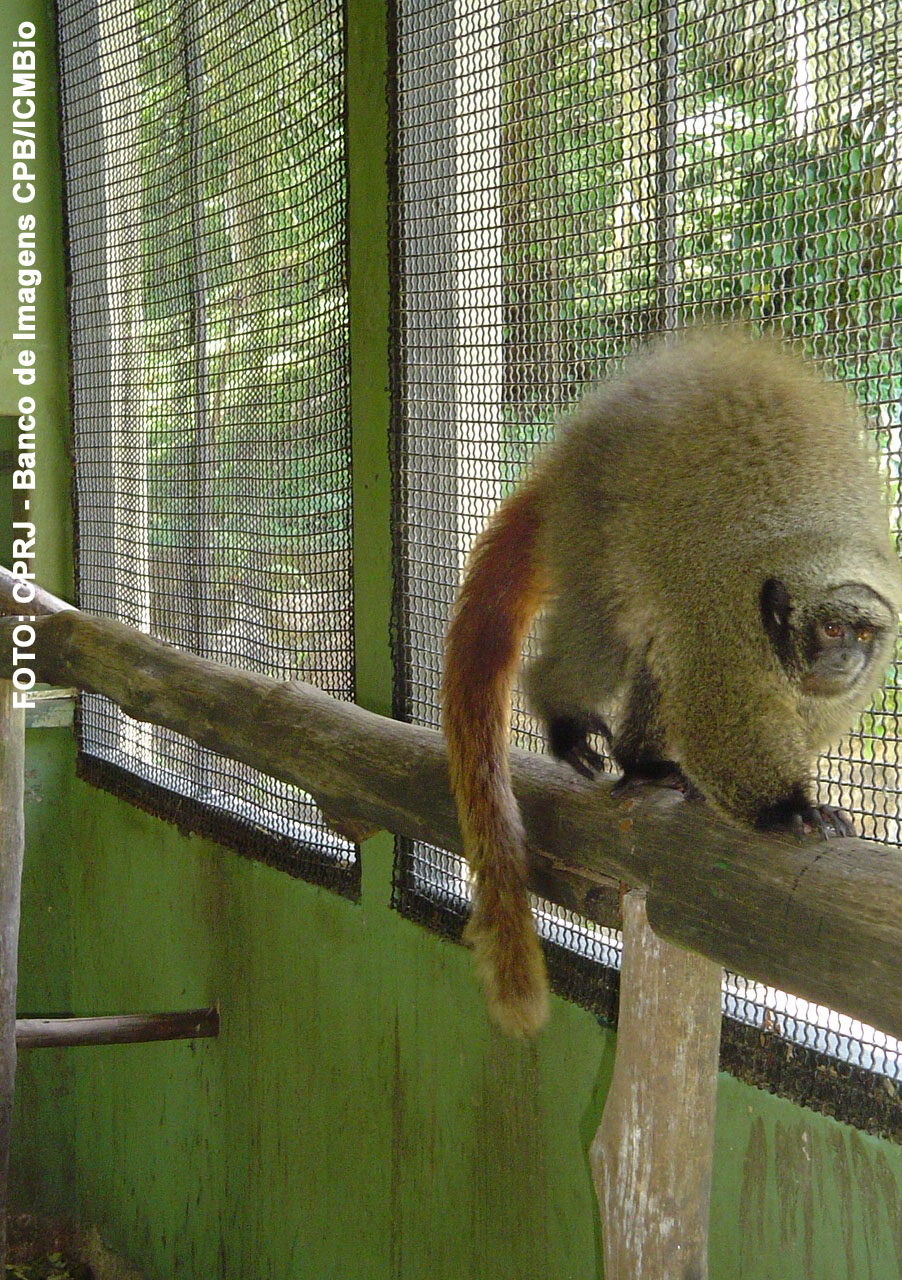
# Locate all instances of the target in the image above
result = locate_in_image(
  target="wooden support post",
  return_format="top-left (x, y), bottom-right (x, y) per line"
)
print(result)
top-left (0, 682), bottom-right (25, 1268)
top-left (590, 890), bottom-right (723, 1280)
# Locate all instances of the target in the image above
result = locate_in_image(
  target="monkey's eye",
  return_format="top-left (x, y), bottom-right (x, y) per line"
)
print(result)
top-left (823, 622), bottom-right (843, 639)
top-left (856, 625), bottom-right (873, 644)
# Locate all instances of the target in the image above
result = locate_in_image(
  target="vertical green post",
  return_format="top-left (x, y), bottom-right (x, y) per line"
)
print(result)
top-left (0, 683), bottom-right (25, 1268)
top-left (346, 0), bottom-right (392, 717)
top-left (0, 1), bottom-right (72, 600)
top-left (346, 0), bottom-right (396, 902)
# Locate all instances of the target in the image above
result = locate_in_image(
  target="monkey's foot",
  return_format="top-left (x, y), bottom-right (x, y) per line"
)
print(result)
top-left (547, 711), bottom-right (612, 780)
top-left (612, 760), bottom-right (701, 799)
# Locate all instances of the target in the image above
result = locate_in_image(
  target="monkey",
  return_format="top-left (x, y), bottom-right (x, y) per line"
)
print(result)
top-left (441, 326), bottom-right (902, 1038)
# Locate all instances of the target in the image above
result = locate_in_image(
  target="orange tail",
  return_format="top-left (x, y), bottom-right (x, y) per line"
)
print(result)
top-left (441, 477), bottom-right (550, 1036)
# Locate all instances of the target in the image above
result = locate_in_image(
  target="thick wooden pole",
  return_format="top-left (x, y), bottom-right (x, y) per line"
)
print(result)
top-left (590, 891), bottom-right (723, 1280)
top-left (0, 682), bottom-right (25, 1268)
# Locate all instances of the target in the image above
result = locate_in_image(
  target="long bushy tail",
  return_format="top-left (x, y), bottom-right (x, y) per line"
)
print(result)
top-left (441, 477), bottom-right (550, 1036)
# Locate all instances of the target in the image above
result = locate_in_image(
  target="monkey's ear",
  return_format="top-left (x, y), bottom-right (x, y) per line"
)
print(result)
top-left (760, 578), bottom-right (795, 670)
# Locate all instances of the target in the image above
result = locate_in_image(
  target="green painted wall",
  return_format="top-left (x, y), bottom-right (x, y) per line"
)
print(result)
top-left (8, 0), bottom-right (902, 1276)
top-left (0, 0), bottom-right (71, 593)
top-left (2, 0), bottom-right (76, 1216)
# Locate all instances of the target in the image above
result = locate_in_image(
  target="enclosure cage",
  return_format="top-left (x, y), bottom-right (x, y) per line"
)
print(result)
top-left (57, 0), bottom-right (358, 891)
top-left (388, 0), bottom-right (902, 1137)
top-left (55, 0), bottom-right (902, 1140)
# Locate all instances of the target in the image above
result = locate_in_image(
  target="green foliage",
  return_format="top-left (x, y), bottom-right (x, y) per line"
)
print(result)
top-left (127, 0), bottom-right (350, 592)
top-left (494, 0), bottom-right (902, 475)
top-left (126, 0), bottom-right (902, 548)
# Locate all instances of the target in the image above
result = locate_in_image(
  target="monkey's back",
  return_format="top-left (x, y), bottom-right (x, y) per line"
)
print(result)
top-left (543, 327), bottom-right (898, 631)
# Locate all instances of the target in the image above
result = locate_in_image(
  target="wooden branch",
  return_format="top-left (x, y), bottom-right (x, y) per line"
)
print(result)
top-left (16, 1008), bottom-right (220, 1049)
top-left (590, 891), bottom-right (722, 1278)
top-left (2, 602), bottom-right (902, 1044)
top-left (0, 566), bottom-right (72, 617)
top-left (0, 683), bottom-right (25, 1269)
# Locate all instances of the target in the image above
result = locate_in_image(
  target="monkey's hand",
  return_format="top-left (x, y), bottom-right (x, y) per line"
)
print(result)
top-left (756, 788), bottom-right (856, 840)
top-left (798, 804), bottom-right (856, 840)
top-left (547, 711), bottom-right (612, 780)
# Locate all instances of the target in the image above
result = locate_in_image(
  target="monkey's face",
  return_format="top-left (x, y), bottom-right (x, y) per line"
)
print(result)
top-left (801, 615), bottom-right (880, 695)
top-left (761, 578), bottom-right (897, 698)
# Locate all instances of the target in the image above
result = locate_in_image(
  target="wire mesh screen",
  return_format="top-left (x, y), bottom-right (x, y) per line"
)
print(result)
top-left (390, 0), bottom-right (902, 1135)
top-left (58, 0), bottom-right (356, 890)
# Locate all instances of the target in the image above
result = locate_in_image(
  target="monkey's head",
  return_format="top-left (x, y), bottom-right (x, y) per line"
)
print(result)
top-left (760, 576), bottom-right (898, 700)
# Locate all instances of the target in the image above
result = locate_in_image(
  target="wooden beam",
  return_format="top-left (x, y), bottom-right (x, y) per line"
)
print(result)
top-left (590, 891), bottom-right (722, 1278)
top-left (0, 682), bottom-right (25, 1269)
top-left (23, 687), bottom-right (77, 731)
top-left (16, 1008), bottom-right (220, 1049)
top-left (1, 599), bottom-right (901, 1046)
top-left (0, 566), bottom-right (72, 617)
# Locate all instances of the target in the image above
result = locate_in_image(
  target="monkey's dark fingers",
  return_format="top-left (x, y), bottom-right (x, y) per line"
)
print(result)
top-left (583, 712), bottom-right (615, 745)
top-left (561, 742), bottom-right (605, 780)
top-left (547, 712), bottom-right (610, 778)
top-left (785, 803), bottom-right (855, 841)
top-left (810, 804), bottom-right (856, 839)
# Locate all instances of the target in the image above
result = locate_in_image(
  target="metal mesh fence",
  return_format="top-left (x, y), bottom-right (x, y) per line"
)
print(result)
top-left (58, 0), bottom-right (356, 890)
top-left (390, 0), bottom-right (902, 1135)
